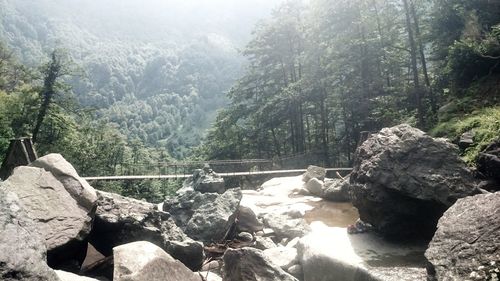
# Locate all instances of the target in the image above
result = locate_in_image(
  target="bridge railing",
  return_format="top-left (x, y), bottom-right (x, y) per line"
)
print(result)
top-left (83, 167), bottom-right (353, 181)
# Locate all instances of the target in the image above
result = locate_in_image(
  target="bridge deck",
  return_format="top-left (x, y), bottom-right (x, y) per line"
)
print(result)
top-left (83, 168), bottom-right (353, 181)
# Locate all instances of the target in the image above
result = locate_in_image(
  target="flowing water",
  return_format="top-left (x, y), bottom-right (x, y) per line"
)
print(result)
top-left (303, 201), bottom-right (359, 227)
top-left (243, 176), bottom-right (427, 269)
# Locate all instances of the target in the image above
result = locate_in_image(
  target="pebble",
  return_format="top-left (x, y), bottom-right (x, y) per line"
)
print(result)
top-left (236, 232), bottom-right (254, 242)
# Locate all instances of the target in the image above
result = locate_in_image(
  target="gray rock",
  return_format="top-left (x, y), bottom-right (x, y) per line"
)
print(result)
top-left (369, 267), bottom-right (427, 281)
top-left (163, 188), bottom-right (242, 243)
top-left (113, 241), bottom-right (201, 281)
top-left (199, 271), bottom-right (223, 281)
top-left (262, 213), bottom-right (310, 240)
top-left (287, 264), bottom-right (304, 280)
top-left (191, 168), bottom-right (226, 194)
top-left (2, 166), bottom-right (94, 267)
top-left (222, 247), bottom-right (298, 281)
top-left (236, 232), bottom-right (254, 242)
top-left (236, 205), bottom-right (263, 233)
top-left (201, 260), bottom-right (222, 273)
top-left (254, 236), bottom-right (277, 250)
top-left (305, 177), bottom-right (350, 202)
top-left (0, 187), bottom-right (60, 281)
top-left (30, 153), bottom-right (97, 210)
top-left (263, 246), bottom-right (298, 270)
top-left (425, 192), bottom-right (500, 281)
top-left (196, 177), bottom-right (225, 194)
top-left (305, 178), bottom-right (324, 197)
top-left (322, 178), bottom-right (350, 202)
top-left (350, 124), bottom-right (479, 239)
top-left (477, 140), bottom-right (500, 185)
top-left (286, 237), bottom-right (300, 248)
top-left (55, 270), bottom-right (99, 281)
top-left (165, 240), bottom-right (204, 271)
top-left (458, 130), bottom-right (475, 150)
top-left (302, 165), bottom-right (326, 182)
top-left (88, 191), bottom-right (203, 271)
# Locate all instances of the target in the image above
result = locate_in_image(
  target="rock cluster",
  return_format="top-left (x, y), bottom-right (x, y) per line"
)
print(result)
top-left (1, 124), bottom-right (497, 281)
top-left (87, 190), bottom-right (204, 271)
top-left (350, 124), bottom-right (479, 239)
top-left (0, 155), bottom-right (241, 281)
top-left (302, 165), bottom-right (350, 202)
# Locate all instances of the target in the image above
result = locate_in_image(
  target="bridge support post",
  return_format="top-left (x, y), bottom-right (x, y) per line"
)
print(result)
top-left (0, 137), bottom-right (38, 180)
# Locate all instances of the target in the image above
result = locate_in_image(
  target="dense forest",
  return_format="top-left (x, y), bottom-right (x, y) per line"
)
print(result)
top-left (1, 0), bottom-right (499, 200)
top-left (200, 0), bottom-right (500, 166)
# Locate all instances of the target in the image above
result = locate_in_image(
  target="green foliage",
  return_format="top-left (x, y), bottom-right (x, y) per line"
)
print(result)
top-left (0, 0), bottom-right (248, 158)
top-left (93, 179), bottom-right (183, 203)
top-left (430, 106), bottom-right (500, 164)
top-left (431, 0), bottom-right (500, 89)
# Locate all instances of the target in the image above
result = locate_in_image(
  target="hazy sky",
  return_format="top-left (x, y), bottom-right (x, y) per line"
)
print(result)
top-left (8, 0), bottom-right (287, 44)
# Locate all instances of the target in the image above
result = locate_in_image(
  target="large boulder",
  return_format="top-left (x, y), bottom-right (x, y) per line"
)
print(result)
top-left (113, 241), bottom-right (201, 281)
top-left (0, 187), bottom-right (60, 281)
top-left (163, 188), bottom-right (242, 243)
top-left (2, 165), bottom-right (95, 267)
top-left (425, 192), bottom-right (500, 281)
top-left (88, 190), bottom-right (203, 271)
top-left (350, 124), bottom-right (479, 239)
top-left (222, 247), bottom-right (298, 281)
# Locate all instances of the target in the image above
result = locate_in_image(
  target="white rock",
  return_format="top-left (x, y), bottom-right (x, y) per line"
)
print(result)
top-left (55, 270), bottom-right (100, 281)
top-left (263, 246), bottom-right (298, 270)
top-left (113, 241), bottom-right (201, 281)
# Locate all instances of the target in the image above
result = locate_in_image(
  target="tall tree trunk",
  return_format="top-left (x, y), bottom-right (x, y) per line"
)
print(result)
top-left (402, 0), bottom-right (423, 126)
top-left (33, 51), bottom-right (61, 143)
top-left (320, 96), bottom-right (330, 165)
top-left (271, 127), bottom-right (281, 158)
top-left (409, 0), bottom-right (437, 114)
top-left (372, 0), bottom-right (391, 88)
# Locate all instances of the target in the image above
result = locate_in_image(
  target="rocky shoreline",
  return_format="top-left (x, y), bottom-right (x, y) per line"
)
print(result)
top-left (1, 124), bottom-right (498, 281)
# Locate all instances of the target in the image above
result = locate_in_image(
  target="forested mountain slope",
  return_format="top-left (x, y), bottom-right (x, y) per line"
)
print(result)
top-left (0, 0), bottom-right (283, 158)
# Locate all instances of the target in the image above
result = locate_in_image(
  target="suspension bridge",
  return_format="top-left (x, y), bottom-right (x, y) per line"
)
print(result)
top-left (0, 138), bottom-right (352, 182)
top-left (81, 157), bottom-right (352, 181)
top-left (83, 167), bottom-right (353, 181)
